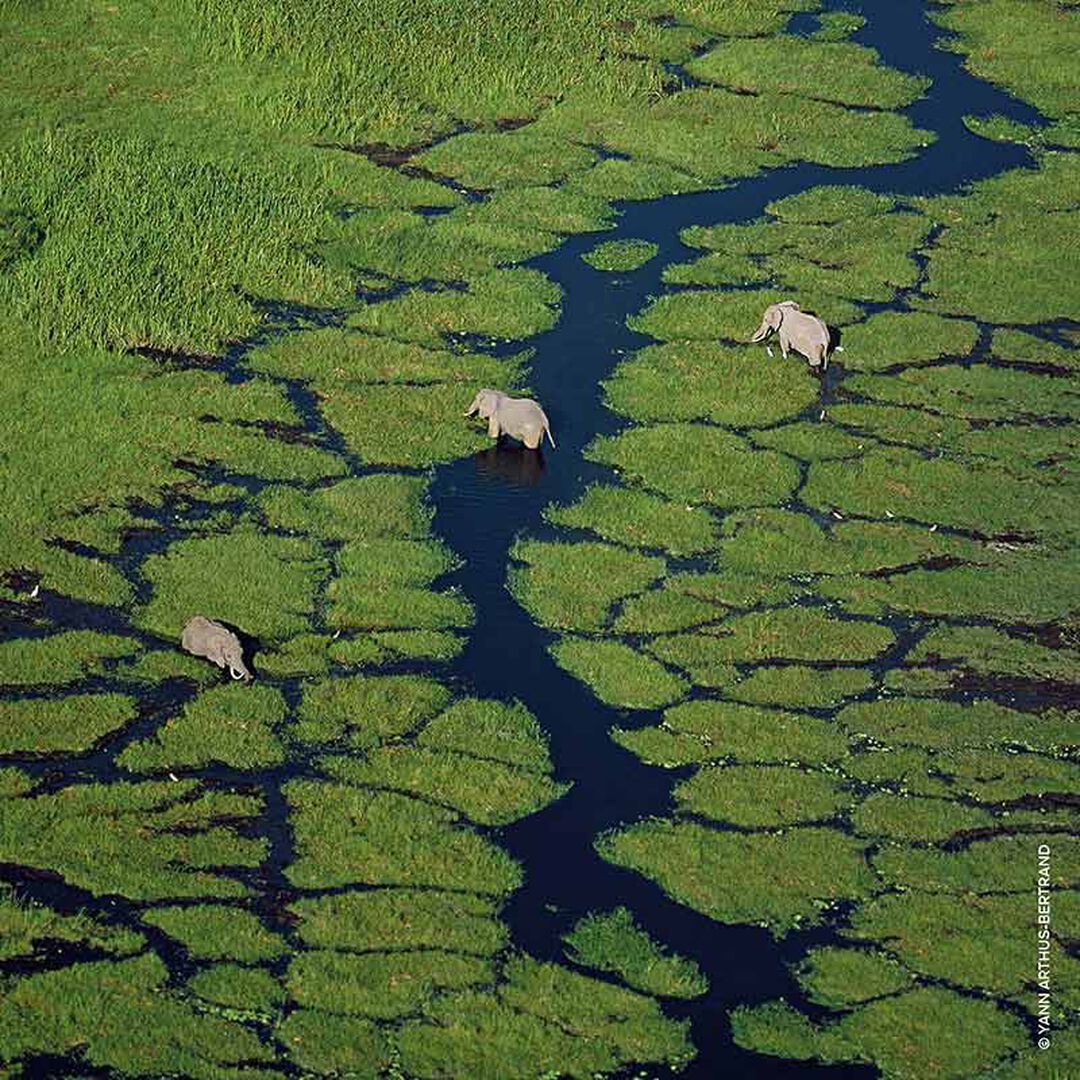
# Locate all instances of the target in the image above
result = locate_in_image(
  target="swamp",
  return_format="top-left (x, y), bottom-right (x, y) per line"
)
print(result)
top-left (0, 1), bottom-right (1077, 1077)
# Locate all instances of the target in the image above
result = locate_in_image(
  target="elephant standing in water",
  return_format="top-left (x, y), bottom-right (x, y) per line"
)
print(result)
top-left (181, 616), bottom-right (252, 681)
top-left (750, 300), bottom-right (831, 370)
top-left (466, 389), bottom-right (555, 450)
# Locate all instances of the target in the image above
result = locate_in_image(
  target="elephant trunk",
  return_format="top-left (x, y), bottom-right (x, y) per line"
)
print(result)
top-left (750, 319), bottom-right (771, 343)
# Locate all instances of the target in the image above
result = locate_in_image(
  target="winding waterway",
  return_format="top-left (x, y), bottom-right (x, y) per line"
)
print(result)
top-left (428, 2), bottom-right (1044, 1074)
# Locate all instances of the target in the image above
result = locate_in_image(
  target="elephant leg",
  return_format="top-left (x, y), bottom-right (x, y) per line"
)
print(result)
top-left (523, 430), bottom-right (540, 449)
top-left (488, 417), bottom-right (500, 439)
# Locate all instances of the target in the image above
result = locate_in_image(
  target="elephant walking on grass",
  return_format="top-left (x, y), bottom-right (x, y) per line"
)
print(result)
top-left (181, 616), bottom-right (252, 681)
top-left (466, 389), bottom-right (555, 450)
top-left (750, 300), bottom-right (831, 370)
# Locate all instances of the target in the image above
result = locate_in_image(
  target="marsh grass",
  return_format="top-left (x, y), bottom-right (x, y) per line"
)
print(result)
top-left (136, 531), bottom-right (329, 642)
top-left (728, 666), bottom-right (874, 708)
top-left (323, 746), bottom-right (568, 826)
top-left (582, 239), bottom-right (659, 272)
top-left (550, 638), bottom-right (689, 709)
top-left (118, 683), bottom-right (286, 772)
top-left (0, 953), bottom-right (273, 1076)
top-left (910, 625), bottom-right (1080, 683)
top-left (294, 675), bottom-right (450, 747)
top-left (598, 821), bottom-right (875, 933)
top-left (564, 907), bottom-right (707, 998)
top-left (613, 589), bottom-right (725, 635)
top-left (837, 311), bottom-right (979, 372)
top-left (602, 342), bottom-right (819, 426)
top-left (278, 1009), bottom-right (388, 1076)
top-left (613, 700), bottom-right (850, 767)
top-left (509, 540), bottom-right (665, 632)
top-left (291, 888), bottom-right (506, 955)
top-left (0, 889), bottom-right (144, 962)
top-left (796, 947), bottom-right (911, 1008)
top-left (686, 37), bottom-right (929, 109)
top-left (0, 781), bottom-right (265, 899)
top-left (587, 424), bottom-right (801, 508)
top-left (673, 765), bottom-right (851, 827)
top-left (258, 474), bottom-right (431, 540)
top-left (0, 631), bottom-right (137, 688)
top-left (346, 269), bottom-right (561, 347)
top-left (545, 485), bottom-right (720, 556)
top-left (284, 783), bottom-right (522, 894)
top-left (143, 904), bottom-right (286, 962)
top-left (418, 698), bottom-right (555, 773)
top-left (0, 693), bottom-right (138, 756)
top-left (189, 963), bottom-right (284, 1016)
top-left (850, 792), bottom-right (997, 842)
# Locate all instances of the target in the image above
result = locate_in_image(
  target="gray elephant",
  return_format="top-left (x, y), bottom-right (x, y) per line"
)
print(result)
top-left (466, 389), bottom-right (555, 450)
top-left (750, 300), bottom-right (831, 370)
top-left (181, 616), bottom-right (252, 681)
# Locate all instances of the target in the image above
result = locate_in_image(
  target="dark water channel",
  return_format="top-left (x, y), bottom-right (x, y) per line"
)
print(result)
top-left (428, 2), bottom-right (1041, 1075)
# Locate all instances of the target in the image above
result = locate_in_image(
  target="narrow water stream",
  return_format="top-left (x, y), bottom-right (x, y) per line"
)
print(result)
top-left (427, 2), bottom-right (1041, 1074)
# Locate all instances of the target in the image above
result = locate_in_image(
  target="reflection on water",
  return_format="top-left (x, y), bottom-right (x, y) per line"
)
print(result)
top-left (473, 445), bottom-right (547, 487)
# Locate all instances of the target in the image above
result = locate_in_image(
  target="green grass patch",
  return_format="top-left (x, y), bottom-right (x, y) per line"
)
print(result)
top-left (910, 625), bottom-right (1080, 684)
top-left (992, 327), bottom-right (1080, 372)
top-left (397, 956), bottom-right (693, 1079)
top-left (0, 693), bottom-right (138, 755)
top-left (582, 239), bottom-right (658, 272)
top-left (279, 1009), bottom-right (389, 1077)
top-left (258, 474), bottom-right (431, 540)
top-left (603, 342), bottom-right (820, 426)
top-left (285, 782), bottom-right (521, 895)
top-left (288, 948), bottom-right (492, 1020)
top-left (666, 570), bottom-right (802, 609)
top-left (0, 780), bottom-right (264, 899)
top-left (587, 424), bottom-right (801, 508)
top-left (323, 746), bottom-right (568, 826)
top-left (564, 907), bottom-right (707, 998)
top-left (509, 539), bottom-right (665, 632)
top-left (837, 312), bottom-right (979, 372)
top-left (838, 697), bottom-right (1077, 754)
top-left (729, 666), bottom-right (874, 708)
top-left (0, 953), bottom-right (272, 1076)
top-left (803, 448), bottom-right (1078, 540)
top-left (874, 833), bottom-right (1080, 893)
top-left (291, 888), bottom-right (506, 955)
top-left (143, 904), bottom-right (286, 962)
top-left (613, 588), bottom-right (725, 634)
top-left (119, 683), bottom-right (286, 772)
top-left (850, 792), bottom-right (996, 842)
top-left (189, 963), bottom-right (284, 1016)
top-left (416, 130), bottom-right (596, 189)
top-left (550, 638), bottom-right (688, 710)
top-left (614, 699), bottom-right (850, 767)
top-left (0, 631), bottom-right (137, 688)
top-left (809, 12), bottom-right (866, 41)
top-left (732, 988), bottom-right (1027, 1079)
top-left (247, 327), bottom-right (515, 387)
top-left (545, 484), bottom-right (720, 556)
top-left (795, 947), bottom-right (910, 1008)
top-left (748, 421), bottom-right (869, 461)
top-left (599, 821), bottom-right (875, 934)
top-left (845, 365), bottom-right (1080, 421)
top-left (346, 269), bottom-right (561, 347)
top-left (0, 889), bottom-right (143, 963)
top-left (417, 697), bottom-right (554, 773)
top-left (664, 608), bottom-right (895, 664)
top-left (674, 764), bottom-right (851, 826)
top-left (686, 37), bottom-right (928, 109)
top-left (137, 530), bottom-right (328, 643)
top-left (294, 674), bottom-right (450, 747)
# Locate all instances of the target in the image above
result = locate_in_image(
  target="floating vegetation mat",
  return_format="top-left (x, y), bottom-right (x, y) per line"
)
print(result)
top-left (1, 0), bottom-right (1078, 1077)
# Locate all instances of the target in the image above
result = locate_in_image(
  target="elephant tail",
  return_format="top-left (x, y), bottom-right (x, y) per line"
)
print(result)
top-left (545, 424), bottom-right (556, 449)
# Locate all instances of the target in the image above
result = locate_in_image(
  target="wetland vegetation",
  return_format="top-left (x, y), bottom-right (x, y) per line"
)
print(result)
top-left (1, 0), bottom-right (1077, 1077)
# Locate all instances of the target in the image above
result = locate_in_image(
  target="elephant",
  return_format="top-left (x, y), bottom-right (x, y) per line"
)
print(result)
top-left (465, 389), bottom-right (555, 450)
top-left (750, 301), bottom-right (831, 370)
top-left (181, 616), bottom-right (252, 681)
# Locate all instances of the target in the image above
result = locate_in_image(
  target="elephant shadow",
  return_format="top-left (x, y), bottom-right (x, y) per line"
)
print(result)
top-left (215, 619), bottom-right (260, 681)
top-left (473, 445), bottom-right (546, 487)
